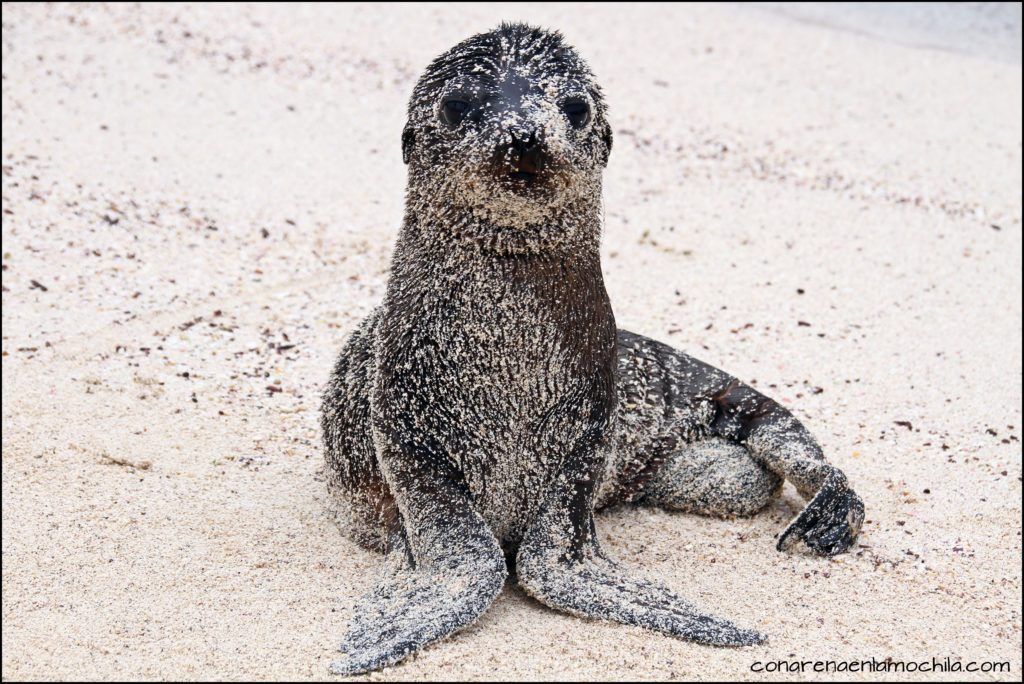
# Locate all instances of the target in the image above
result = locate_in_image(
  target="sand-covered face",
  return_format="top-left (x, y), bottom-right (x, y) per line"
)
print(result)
top-left (402, 25), bottom-right (612, 250)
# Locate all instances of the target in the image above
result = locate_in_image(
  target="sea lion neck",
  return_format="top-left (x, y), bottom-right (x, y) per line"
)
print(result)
top-left (397, 194), bottom-right (605, 261)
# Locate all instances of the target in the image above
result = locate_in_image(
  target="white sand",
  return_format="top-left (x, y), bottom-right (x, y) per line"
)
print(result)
top-left (2, 3), bottom-right (1021, 680)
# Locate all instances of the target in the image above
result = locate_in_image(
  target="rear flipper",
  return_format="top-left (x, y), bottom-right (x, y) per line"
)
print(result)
top-left (708, 377), bottom-right (865, 556)
top-left (634, 437), bottom-right (861, 556)
top-left (613, 331), bottom-right (864, 556)
top-left (776, 466), bottom-right (863, 556)
top-left (517, 434), bottom-right (765, 647)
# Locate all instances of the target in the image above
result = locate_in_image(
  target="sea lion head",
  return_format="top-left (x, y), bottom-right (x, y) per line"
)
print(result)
top-left (401, 23), bottom-right (613, 240)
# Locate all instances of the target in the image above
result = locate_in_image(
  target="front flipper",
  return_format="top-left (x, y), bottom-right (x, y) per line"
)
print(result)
top-left (331, 530), bottom-right (506, 675)
top-left (777, 466), bottom-right (864, 556)
top-left (517, 435), bottom-right (764, 647)
top-left (330, 421), bottom-right (507, 675)
top-left (518, 541), bottom-right (764, 645)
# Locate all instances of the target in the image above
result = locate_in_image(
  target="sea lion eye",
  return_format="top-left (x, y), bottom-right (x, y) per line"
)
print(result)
top-left (562, 99), bottom-right (590, 128)
top-left (441, 98), bottom-right (472, 126)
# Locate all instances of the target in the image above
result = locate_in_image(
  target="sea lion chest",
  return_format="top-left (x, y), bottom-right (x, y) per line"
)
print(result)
top-left (382, 251), bottom-right (613, 542)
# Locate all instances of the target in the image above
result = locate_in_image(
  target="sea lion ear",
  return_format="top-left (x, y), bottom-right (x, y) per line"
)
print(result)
top-left (402, 123), bottom-right (415, 164)
top-left (599, 121), bottom-right (613, 167)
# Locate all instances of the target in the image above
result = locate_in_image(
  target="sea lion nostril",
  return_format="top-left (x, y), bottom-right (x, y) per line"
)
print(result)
top-left (509, 130), bottom-right (539, 154)
top-left (506, 130), bottom-right (544, 175)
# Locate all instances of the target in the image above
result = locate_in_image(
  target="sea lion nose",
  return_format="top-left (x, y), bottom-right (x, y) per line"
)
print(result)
top-left (509, 130), bottom-right (544, 174)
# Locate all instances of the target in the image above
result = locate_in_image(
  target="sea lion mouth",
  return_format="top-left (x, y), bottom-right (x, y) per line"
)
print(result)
top-left (501, 167), bottom-right (547, 195)
top-left (508, 169), bottom-right (538, 183)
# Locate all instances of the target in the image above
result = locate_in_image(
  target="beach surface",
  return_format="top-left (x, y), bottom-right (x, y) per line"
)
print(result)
top-left (2, 3), bottom-right (1021, 680)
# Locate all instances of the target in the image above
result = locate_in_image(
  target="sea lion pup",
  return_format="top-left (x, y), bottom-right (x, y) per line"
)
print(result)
top-left (321, 23), bottom-right (864, 674)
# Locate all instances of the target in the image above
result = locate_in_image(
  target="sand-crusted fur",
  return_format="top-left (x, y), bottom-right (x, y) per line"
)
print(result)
top-left (320, 22), bottom-right (863, 675)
